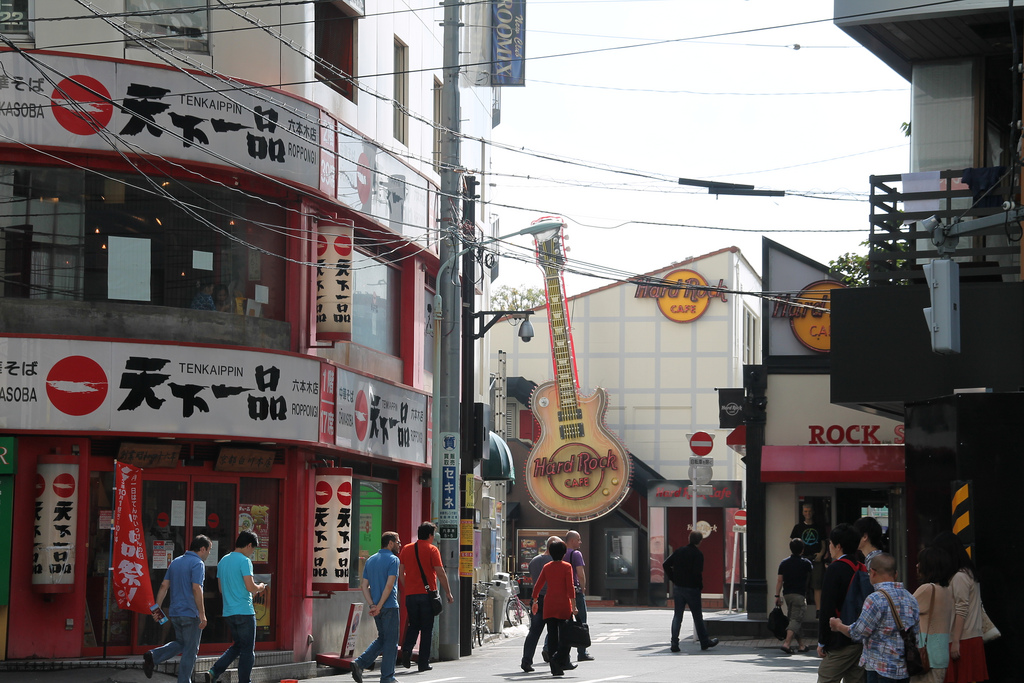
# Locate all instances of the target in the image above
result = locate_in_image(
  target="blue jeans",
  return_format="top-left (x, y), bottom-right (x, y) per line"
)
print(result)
top-left (150, 616), bottom-right (202, 683)
top-left (867, 671), bottom-right (908, 683)
top-left (522, 595), bottom-right (550, 665)
top-left (402, 593), bottom-right (435, 670)
top-left (671, 586), bottom-right (710, 647)
top-left (210, 614), bottom-right (256, 683)
top-left (574, 588), bottom-right (589, 655)
top-left (355, 607), bottom-right (399, 681)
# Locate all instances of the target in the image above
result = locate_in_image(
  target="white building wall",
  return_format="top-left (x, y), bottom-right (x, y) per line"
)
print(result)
top-left (490, 248), bottom-right (760, 485)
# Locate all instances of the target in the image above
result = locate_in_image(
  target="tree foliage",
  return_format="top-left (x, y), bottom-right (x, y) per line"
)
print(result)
top-left (490, 285), bottom-right (546, 311)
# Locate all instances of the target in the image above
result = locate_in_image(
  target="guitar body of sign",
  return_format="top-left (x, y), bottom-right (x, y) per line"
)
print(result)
top-left (525, 218), bottom-right (632, 522)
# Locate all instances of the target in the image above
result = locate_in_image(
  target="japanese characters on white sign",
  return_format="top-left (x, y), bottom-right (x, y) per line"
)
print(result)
top-left (316, 220), bottom-right (354, 340)
top-left (312, 469), bottom-right (353, 592)
top-left (334, 369), bottom-right (427, 462)
top-left (0, 53), bottom-right (321, 191)
top-left (0, 337), bottom-right (322, 441)
top-left (33, 458), bottom-right (78, 591)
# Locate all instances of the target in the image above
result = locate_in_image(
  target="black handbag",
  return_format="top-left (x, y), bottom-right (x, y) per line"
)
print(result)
top-left (878, 589), bottom-right (927, 677)
top-left (767, 605), bottom-right (788, 640)
top-left (414, 542), bottom-right (444, 616)
top-left (562, 619), bottom-right (591, 648)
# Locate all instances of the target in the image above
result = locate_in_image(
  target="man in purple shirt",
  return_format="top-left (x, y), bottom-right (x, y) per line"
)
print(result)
top-left (143, 535), bottom-right (212, 682)
top-left (565, 531), bottom-right (594, 662)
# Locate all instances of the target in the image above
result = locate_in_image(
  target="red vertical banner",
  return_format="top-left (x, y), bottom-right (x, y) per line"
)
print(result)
top-left (113, 462), bottom-right (155, 613)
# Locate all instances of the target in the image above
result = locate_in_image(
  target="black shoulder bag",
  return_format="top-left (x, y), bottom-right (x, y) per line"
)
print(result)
top-left (415, 543), bottom-right (444, 616)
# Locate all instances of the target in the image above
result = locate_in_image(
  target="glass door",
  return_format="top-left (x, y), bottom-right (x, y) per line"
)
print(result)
top-left (193, 480), bottom-right (237, 644)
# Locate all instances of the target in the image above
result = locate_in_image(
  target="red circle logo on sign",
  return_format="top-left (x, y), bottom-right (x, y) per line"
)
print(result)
top-left (354, 390), bottom-right (369, 442)
top-left (735, 510), bottom-right (747, 526)
top-left (315, 479), bottom-right (333, 506)
top-left (337, 479), bottom-right (352, 506)
top-left (156, 512), bottom-right (170, 528)
top-left (317, 233), bottom-right (328, 258)
top-left (689, 431), bottom-right (714, 456)
top-left (51, 76), bottom-right (114, 136)
top-left (52, 472), bottom-right (76, 499)
top-left (333, 233), bottom-right (352, 258)
top-left (46, 355), bottom-right (109, 416)
top-left (207, 512), bottom-right (219, 529)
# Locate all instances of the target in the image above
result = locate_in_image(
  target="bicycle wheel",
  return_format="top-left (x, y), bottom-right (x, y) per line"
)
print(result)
top-left (475, 611), bottom-right (485, 646)
top-left (506, 598), bottom-right (524, 627)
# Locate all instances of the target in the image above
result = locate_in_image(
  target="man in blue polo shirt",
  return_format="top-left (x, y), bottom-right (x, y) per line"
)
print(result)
top-left (205, 531), bottom-right (266, 683)
top-left (143, 535), bottom-right (212, 681)
top-left (350, 531), bottom-right (402, 683)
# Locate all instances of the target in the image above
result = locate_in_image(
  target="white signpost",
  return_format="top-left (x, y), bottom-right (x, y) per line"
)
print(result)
top-left (687, 432), bottom-right (714, 529)
top-left (729, 509), bottom-right (747, 612)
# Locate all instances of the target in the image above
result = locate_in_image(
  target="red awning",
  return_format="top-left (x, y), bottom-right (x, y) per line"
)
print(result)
top-left (761, 445), bottom-right (905, 483)
top-left (726, 426), bottom-right (746, 455)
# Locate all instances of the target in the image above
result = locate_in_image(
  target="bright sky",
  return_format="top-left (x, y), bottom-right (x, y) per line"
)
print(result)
top-left (485, 0), bottom-right (911, 295)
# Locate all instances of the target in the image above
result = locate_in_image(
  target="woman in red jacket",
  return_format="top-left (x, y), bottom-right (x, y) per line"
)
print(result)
top-left (532, 540), bottom-right (579, 676)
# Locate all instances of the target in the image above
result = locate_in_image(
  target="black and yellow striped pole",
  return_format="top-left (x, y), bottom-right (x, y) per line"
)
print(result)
top-left (951, 480), bottom-right (975, 559)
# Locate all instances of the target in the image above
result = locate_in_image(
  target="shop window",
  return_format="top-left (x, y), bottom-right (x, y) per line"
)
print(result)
top-left (126, 0), bottom-right (210, 54)
top-left (0, 166), bottom-right (288, 321)
top-left (315, 1), bottom-right (358, 101)
top-left (351, 250), bottom-right (400, 355)
top-left (350, 479), bottom-right (397, 580)
top-left (0, 0), bottom-right (30, 38)
top-left (241, 476), bottom-right (279, 642)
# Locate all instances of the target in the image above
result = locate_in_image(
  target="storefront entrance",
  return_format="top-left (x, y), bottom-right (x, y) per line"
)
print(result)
top-left (84, 469), bottom-right (279, 656)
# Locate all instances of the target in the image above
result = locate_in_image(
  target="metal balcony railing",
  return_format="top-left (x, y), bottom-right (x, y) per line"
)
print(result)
top-left (868, 170), bottom-right (1021, 285)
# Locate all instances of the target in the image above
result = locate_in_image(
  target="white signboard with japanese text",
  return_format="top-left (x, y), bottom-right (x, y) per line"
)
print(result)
top-left (312, 469), bottom-right (353, 592)
top-left (0, 337), bottom-right (321, 441)
top-left (0, 52), bottom-right (321, 191)
top-left (33, 459), bottom-right (78, 590)
top-left (334, 368), bottom-right (427, 462)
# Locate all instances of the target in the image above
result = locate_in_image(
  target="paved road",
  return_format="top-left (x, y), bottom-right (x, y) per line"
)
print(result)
top-left (0, 608), bottom-right (822, 683)
top-left (317, 608), bottom-right (821, 683)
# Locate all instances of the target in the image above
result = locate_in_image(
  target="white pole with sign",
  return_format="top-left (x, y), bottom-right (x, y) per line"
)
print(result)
top-left (687, 432), bottom-right (715, 530)
top-left (728, 509), bottom-right (747, 612)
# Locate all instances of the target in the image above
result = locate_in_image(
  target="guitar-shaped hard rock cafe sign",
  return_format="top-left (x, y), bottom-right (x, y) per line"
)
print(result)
top-left (525, 218), bottom-right (632, 522)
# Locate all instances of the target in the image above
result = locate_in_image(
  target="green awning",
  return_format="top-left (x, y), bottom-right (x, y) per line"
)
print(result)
top-left (482, 431), bottom-right (515, 483)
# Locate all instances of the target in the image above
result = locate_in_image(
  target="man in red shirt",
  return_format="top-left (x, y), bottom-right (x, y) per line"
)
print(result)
top-left (398, 522), bottom-right (454, 671)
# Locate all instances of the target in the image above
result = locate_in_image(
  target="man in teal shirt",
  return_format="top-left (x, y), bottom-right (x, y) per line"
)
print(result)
top-left (350, 531), bottom-right (402, 683)
top-left (205, 531), bottom-right (266, 683)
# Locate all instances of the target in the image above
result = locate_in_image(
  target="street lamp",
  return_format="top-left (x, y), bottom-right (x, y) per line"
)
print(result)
top-left (432, 216), bottom-right (563, 658)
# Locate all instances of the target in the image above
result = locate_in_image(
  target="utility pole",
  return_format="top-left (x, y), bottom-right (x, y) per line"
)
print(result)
top-left (460, 175), bottom-right (478, 656)
top-left (436, 0), bottom-right (463, 660)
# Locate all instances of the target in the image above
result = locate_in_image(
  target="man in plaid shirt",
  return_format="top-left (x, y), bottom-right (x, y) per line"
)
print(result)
top-left (830, 553), bottom-right (920, 683)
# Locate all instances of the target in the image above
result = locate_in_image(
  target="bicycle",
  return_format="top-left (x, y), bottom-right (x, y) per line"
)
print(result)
top-left (505, 577), bottom-right (527, 627)
top-left (472, 583), bottom-right (490, 647)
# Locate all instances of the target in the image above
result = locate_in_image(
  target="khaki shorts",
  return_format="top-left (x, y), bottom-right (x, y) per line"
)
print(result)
top-left (783, 593), bottom-right (806, 633)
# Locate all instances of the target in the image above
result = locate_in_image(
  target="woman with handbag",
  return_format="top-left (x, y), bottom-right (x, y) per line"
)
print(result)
top-left (931, 532), bottom-right (988, 683)
top-left (531, 540), bottom-right (578, 677)
top-left (911, 547), bottom-right (954, 683)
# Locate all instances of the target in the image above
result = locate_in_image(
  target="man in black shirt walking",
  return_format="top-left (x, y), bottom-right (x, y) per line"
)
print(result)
top-left (663, 531), bottom-right (718, 652)
top-left (775, 538), bottom-right (813, 654)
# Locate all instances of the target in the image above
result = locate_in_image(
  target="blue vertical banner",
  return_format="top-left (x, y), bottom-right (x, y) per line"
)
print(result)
top-left (492, 0), bottom-right (526, 86)
top-left (439, 432), bottom-right (459, 539)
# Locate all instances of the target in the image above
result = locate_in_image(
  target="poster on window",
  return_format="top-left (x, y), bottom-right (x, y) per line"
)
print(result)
top-left (311, 468), bottom-right (353, 592)
top-left (32, 457), bottom-right (79, 592)
top-left (334, 368), bottom-right (428, 462)
top-left (238, 504), bottom-right (271, 563)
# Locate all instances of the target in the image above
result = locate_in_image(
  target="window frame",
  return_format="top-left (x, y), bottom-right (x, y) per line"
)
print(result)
top-left (125, 0), bottom-right (211, 54)
top-left (393, 38), bottom-right (409, 145)
top-left (315, 1), bottom-right (358, 101)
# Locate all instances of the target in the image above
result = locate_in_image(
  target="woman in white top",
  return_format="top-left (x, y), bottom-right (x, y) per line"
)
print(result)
top-left (911, 547), bottom-right (954, 683)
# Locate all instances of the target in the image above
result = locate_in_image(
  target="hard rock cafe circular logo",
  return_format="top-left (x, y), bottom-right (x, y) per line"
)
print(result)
top-left (525, 432), bottom-right (632, 522)
top-left (790, 280), bottom-right (845, 353)
top-left (637, 269), bottom-right (727, 323)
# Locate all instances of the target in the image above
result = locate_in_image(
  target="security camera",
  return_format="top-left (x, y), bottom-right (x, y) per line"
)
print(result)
top-left (518, 318), bottom-right (535, 343)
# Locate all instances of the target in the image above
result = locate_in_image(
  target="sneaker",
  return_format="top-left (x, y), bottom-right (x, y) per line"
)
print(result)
top-left (418, 664), bottom-right (433, 672)
top-left (701, 638), bottom-right (719, 651)
top-left (521, 663), bottom-right (535, 673)
top-left (578, 652), bottom-right (595, 661)
top-left (142, 651), bottom-right (154, 679)
top-left (350, 661), bottom-right (363, 683)
top-left (670, 642), bottom-right (681, 653)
